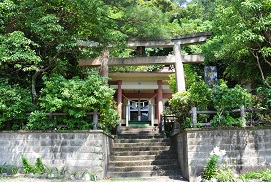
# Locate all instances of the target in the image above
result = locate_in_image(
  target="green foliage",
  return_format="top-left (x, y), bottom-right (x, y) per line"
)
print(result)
top-left (170, 80), bottom-right (211, 127)
top-left (239, 169), bottom-right (271, 181)
top-left (21, 155), bottom-right (66, 178)
top-left (21, 156), bottom-right (34, 174)
top-left (170, 79), bottom-right (253, 128)
top-left (255, 87), bottom-right (271, 122)
top-left (170, 91), bottom-right (192, 128)
top-left (83, 169), bottom-right (97, 181)
top-left (168, 74), bottom-right (177, 93)
top-left (0, 80), bottom-right (33, 130)
top-left (168, 64), bottom-right (201, 93)
top-left (203, 146), bottom-right (227, 180)
top-left (189, 81), bottom-right (211, 110)
top-left (215, 166), bottom-right (235, 182)
top-left (0, 31), bottom-right (41, 71)
top-left (203, 154), bottom-right (218, 180)
top-left (210, 81), bottom-right (252, 127)
top-left (34, 158), bottom-right (46, 175)
top-left (26, 111), bottom-right (51, 130)
top-left (0, 162), bottom-right (7, 173)
top-left (202, 0), bottom-right (271, 86)
top-left (27, 72), bottom-right (119, 132)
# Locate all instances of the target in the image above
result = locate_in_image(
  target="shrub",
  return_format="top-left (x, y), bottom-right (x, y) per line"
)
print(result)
top-left (170, 81), bottom-right (211, 128)
top-left (170, 91), bottom-right (192, 128)
top-left (210, 81), bottom-right (252, 127)
top-left (170, 80), bottom-right (253, 128)
top-left (27, 72), bottom-right (119, 132)
top-left (255, 87), bottom-right (271, 122)
top-left (0, 80), bottom-right (33, 130)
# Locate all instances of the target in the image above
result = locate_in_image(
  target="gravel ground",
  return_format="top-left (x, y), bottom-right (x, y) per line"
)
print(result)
top-left (0, 176), bottom-right (187, 182)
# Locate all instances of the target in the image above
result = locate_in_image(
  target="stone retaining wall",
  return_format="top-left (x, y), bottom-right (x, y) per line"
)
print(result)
top-left (173, 127), bottom-right (271, 181)
top-left (0, 130), bottom-right (112, 179)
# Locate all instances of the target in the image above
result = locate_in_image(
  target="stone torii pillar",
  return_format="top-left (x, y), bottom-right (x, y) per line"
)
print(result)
top-left (173, 43), bottom-right (186, 92)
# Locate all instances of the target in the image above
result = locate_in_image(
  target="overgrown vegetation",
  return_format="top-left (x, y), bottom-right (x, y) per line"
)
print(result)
top-left (25, 72), bottom-right (119, 132)
top-left (239, 169), bottom-right (271, 181)
top-left (0, 80), bottom-right (33, 130)
top-left (168, 80), bottom-right (258, 128)
top-left (21, 156), bottom-right (66, 179)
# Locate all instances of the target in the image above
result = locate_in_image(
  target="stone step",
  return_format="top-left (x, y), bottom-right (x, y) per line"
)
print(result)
top-left (110, 154), bottom-right (178, 161)
top-left (113, 141), bottom-right (172, 148)
top-left (108, 164), bottom-right (180, 172)
top-left (108, 159), bottom-right (179, 167)
top-left (111, 150), bottom-right (176, 156)
top-left (120, 126), bottom-right (159, 131)
top-left (108, 126), bottom-right (184, 181)
top-left (114, 138), bottom-right (170, 143)
top-left (109, 176), bottom-right (187, 182)
top-left (112, 146), bottom-right (171, 152)
top-left (117, 134), bottom-right (164, 139)
top-left (137, 176), bottom-right (187, 182)
top-left (107, 169), bottom-right (181, 178)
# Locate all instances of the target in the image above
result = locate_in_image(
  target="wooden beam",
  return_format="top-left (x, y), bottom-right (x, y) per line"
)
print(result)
top-left (78, 55), bottom-right (204, 67)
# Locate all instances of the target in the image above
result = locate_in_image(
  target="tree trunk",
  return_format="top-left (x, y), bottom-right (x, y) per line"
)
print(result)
top-left (32, 71), bottom-right (40, 105)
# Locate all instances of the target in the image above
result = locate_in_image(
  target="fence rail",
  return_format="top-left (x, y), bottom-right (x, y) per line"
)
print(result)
top-left (161, 106), bottom-right (265, 136)
top-left (189, 105), bottom-right (259, 127)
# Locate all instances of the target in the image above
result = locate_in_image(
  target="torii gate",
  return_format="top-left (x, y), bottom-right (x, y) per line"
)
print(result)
top-left (79, 32), bottom-right (211, 92)
top-left (78, 32), bottom-right (211, 125)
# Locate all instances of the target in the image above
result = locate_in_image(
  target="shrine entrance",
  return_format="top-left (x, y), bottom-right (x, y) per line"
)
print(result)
top-left (129, 99), bottom-right (150, 126)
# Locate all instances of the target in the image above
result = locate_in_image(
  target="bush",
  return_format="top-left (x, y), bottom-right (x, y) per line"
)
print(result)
top-left (170, 80), bottom-right (253, 128)
top-left (255, 87), bottom-right (271, 122)
top-left (0, 80), bottom-right (33, 130)
top-left (27, 72), bottom-right (119, 132)
top-left (170, 81), bottom-right (211, 128)
top-left (210, 81), bottom-right (252, 127)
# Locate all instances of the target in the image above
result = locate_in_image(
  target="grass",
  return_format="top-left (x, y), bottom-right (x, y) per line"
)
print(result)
top-left (239, 169), bottom-right (271, 181)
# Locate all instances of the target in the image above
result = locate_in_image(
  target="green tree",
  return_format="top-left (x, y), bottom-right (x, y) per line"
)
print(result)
top-left (202, 0), bottom-right (271, 87)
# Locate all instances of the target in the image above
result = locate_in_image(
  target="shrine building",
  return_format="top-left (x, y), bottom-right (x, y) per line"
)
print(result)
top-left (79, 32), bottom-right (211, 127)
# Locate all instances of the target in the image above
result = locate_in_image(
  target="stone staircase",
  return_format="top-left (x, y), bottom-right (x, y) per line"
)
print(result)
top-left (107, 126), bottom-right (186, 181)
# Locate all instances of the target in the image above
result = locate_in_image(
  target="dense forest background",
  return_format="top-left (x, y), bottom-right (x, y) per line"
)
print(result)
top-left (0, 0), bottom-right (271, 130)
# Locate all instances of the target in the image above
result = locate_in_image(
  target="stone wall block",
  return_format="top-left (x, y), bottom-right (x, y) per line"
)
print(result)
top-left (84, 140), bottom-right (98, 146)
top-left (78, 147), bottom-right (95, 153)
top-left (61, 133), bottom-right (76, 139)
top-left (61, 146), bottom-right (79, 153)
top-left (70, 140), bottom-right (84, 146)
top-left (76, 133), bottom-right (90, 139)
top-left (265, 143), bottom-right (271, 149)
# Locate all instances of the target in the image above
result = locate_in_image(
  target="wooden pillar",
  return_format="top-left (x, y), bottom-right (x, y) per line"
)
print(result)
top-left (157, 80), bottom-right (163, 126)
top-left (117, 80), bottom-right (122, 119)
top-left (173, 43), bottom-right (186, 92)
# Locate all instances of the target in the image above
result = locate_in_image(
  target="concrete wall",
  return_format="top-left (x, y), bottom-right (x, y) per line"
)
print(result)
top-left (173, 127), bottom-right (271, 181)
top-left (0, 130), bottom-right (112, 179)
